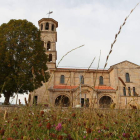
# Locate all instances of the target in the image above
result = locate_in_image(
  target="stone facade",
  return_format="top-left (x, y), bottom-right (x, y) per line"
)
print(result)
top-left (30, 18), bottom-right (140, 109)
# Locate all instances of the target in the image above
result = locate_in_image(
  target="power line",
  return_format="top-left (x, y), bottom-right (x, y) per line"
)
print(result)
top-left (57, 66), bottom-right (108, 69)
top-left (57, 66), bottom-right (139, 70)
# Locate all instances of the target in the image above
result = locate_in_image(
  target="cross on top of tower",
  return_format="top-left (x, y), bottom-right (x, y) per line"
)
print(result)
top-left (47, 11), bottom-right (53, 18)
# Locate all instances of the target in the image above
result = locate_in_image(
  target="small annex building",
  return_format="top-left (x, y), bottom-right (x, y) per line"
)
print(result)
top-left (30, 17), bottom-right (140, 109)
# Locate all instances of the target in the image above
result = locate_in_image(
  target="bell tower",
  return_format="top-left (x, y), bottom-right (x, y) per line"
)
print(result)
top-left (38, 18), bottom-right (58, 69)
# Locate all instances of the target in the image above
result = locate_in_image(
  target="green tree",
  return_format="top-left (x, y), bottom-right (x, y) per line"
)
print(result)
top-left (0, 19), bottom-right (49, 104)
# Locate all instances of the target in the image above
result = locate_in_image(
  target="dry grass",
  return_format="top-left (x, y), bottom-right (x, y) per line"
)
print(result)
top-left (103, 3), bottom-right (139, 70)
top-left (0, 106), bottom-right (140, 139)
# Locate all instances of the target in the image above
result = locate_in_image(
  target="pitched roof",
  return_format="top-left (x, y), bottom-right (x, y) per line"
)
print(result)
top-left (110, 60), bottom-right (139, 68)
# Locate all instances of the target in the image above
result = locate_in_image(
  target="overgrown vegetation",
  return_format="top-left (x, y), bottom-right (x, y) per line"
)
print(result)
top-left (0, 107), bottom-right (140, 139)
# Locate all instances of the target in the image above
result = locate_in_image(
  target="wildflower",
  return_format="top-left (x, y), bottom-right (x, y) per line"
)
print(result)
top-left (7, 138), bottom-right (14, 140)
top-left (83, 131), bottom-right (87, 134)
top-left (40, 111), bottom-right (44, 115)
top-left (83, 136), bottom-right (86, 139)
top-left (77, 123), bottom-right (81, 126)
top-left (122, 133), bottom-right (130, 138)
top-left (50, 133), bottom-right (56, 138)
top-left (38, 123), bottom-right (42, 127)
top-left (72, 113), bottom-right (76, 118)
top-left (66, 134), bottom-right (74, 140)
top-left (46, 123), bottom-right (51, 129)
top-left (14, 117), bottom-right (18, 121)
top-left (86, 128), bottom-right (92, 134)
top-left (58, 135), bottom-right (63, 140)
top-left (103, 126), bottom-right (109, 131)
top-left (130, 104), bottom-right (137, 109)
top-left (68, 119), bottom-right (71, 123)
top-left (0, 129), bottom-right (5, 136)
top-left (83, 122), bottom-right (86, 126)
top-left (133, 137), bottom-right (137, 140)
top-left (55, 123), bottom-right (62, 131)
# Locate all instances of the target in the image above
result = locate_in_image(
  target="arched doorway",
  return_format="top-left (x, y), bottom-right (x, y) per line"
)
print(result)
top-left (55, 95), bottom-right (70, 107)
top-left (99, 96), bottom-right (113, 108)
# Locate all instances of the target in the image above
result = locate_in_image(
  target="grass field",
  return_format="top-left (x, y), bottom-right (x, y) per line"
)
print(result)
top-left (0, 106), bottom-right (140, 140)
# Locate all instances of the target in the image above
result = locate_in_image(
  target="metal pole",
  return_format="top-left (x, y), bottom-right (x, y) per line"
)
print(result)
top-left (80, 82), bottom-right (81, 106)
top-left (80, 75), bottom-right (81, 106)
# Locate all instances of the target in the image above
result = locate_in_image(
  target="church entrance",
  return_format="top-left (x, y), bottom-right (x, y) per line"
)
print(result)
top-left (81, 98), bottom-right (89, 107)
top-left (99, 96), bottom-right (113, 108)
top-left (55, 95), bottom-right (70, 107)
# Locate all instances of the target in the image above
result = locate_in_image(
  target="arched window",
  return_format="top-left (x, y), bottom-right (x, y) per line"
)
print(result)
top-left (52, 24), bottom-right (54, 31)
top-left (80, 75), bottom-right (84, 84)
top-left (33, 96), bottom-right (38, 105)
top-left (60, 75), bottom-right (65, 84)
top-left (48, 54), bottom-right (52, 62)
top-left (128, 87), bottom-right (131, 96)
top-left (99, 76), bottom-right (103, 85)
top-left (41, 24), bottom-right (43, 30)
top-left (45, 22), bottom-right (49, 30)
top-left (123, 87), bottom-right (126, 96)
top-left (126, 73), bottom-right (130, 82)
top-left (133, 87), bottom-right (136, 96)
top-left (47, 41), bottom-right (51, 50)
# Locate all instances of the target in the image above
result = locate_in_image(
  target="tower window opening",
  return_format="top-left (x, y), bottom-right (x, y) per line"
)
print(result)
top-left (123, 87), bottom-right (126, 96)
top-left (60, 75), bottom-right (65, 84)
top-left (128, 87), bottom-right (131, 96)
top-left (126, 73), bottom-right (130, 82)
top-left (47, 41), bottom-right (51, 50)
top-left (41, 24), bottom-right (43, 30)
top-left (45, 22), bottom-right (49, 30)
top-left (52, 24), bottom-right (54, 31)
top-left (133, 87), bottom-right (136, 96)
top-left (49, 54), bottom-right (52, 62)
top-left (99, 76), bottom-right (103, 85)
top-left (80, 75), bottom-right (84, 84)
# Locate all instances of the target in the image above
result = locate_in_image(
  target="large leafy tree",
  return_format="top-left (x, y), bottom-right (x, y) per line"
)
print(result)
top-left (0, 19), bottom-right (49, 104)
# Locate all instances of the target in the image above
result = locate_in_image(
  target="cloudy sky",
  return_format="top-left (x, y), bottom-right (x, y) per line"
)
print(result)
top-left (0, 0), bottom-right (140, 103)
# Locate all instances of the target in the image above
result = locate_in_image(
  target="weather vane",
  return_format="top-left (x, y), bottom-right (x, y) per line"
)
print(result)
top-left (47, 11), bottom-right (53, 18)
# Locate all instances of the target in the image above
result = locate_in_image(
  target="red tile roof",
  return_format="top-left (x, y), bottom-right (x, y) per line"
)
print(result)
top-left (53, 85), bottom-right (115, 90)
top-left (95, 86), bottom-right (115, 90)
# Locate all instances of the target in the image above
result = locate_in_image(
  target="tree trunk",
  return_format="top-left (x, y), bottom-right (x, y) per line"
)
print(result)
top-left (4, 93), bottom-right (10, 105)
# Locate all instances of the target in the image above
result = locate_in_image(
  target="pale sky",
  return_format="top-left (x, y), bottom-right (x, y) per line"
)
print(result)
top-left (0, 0), bottom-right (140, 103)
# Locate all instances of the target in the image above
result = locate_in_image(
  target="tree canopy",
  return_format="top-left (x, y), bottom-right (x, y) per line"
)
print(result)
top-left (0, 19), bottom-right (49, 104)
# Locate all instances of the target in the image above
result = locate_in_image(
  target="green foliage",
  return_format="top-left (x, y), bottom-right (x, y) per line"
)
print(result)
top-left (0, 19), bottom-right (49, 104)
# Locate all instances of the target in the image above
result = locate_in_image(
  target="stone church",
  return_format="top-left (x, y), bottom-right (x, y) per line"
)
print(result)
top-left (30, 17), bottom-right (140, 109)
